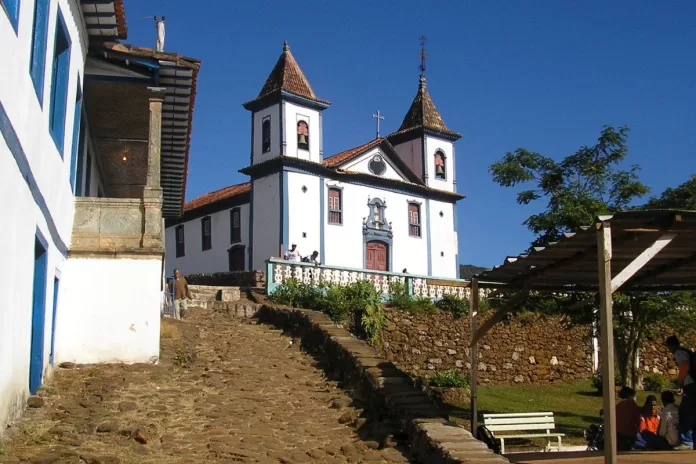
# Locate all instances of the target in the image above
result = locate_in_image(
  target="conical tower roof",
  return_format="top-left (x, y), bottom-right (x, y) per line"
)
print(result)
top-left (243, 41), bottom-right (330, 109)
top-left (391, 75), bottom-right (461, 140)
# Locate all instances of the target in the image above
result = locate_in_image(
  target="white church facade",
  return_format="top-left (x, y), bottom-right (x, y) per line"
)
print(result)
top-left (166, 42), bottom-right (463, 279)
top-left (1, 0), bottom-right (199, 432)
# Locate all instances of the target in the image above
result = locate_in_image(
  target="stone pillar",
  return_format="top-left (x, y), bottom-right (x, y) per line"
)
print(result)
top-left (142, 87), bottom-right (167, 250)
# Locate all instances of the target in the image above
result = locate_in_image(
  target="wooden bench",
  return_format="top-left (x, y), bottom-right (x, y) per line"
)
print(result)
top-left (483, 412), bottom-right (565, 454)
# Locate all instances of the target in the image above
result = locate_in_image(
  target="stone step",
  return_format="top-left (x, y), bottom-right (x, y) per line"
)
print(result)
top-left (187, 285), bottom-right (241, 302)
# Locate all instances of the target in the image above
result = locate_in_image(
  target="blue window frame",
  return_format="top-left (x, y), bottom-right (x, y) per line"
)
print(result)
top-left (48, 10), bottom-right (71, 157)
top-left (1, 0), bottom-right (21, 33)
top-left (29, 0), bottom-right (49, 103)
top-left (69, 80), bottom-right (82, 192)
top-left (74, 113), bottom-right (86, 195)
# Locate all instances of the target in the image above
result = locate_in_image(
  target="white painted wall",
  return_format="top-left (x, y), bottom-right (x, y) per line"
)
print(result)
top-left (55, 257), bottom-right (161, 364)
top-left (251, 103), bottom-right (279, 165)
top-left (342, 147), bottom-right (409, 182)
top-left (252, 173), bottom-right (280, 270)
top-left (424, 135), bottom-right (455, 192)
top-left (428, 199), bottom-right (458, 278)
top-left (283, 101), bottom-right (321, 162)
top-left (164, 203), bottom-right (251, 276)
top-left (0, 0), bottom-right (88, 432)
top-left (286, 171), bottom-right (321, 259)
top-left (322, 181), bottom-right (431, 275)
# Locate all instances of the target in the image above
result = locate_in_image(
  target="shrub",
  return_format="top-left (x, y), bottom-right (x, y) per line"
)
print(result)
top-left (592, 370), bottom-right (622, 394)
top-left (429, 369), bottom-right (470, 389)
top-left (388, 282), bottom-right (436, 314)
top-left (361, 303), bottom-right (388, 345)
top-left (324, 284), bottom-right (350, 322)
top-left (268, 279), bottom-right (326, 310)
top-left (435, 294), bottom-right (469, 318)
top-left (643, 373), bottom-right (667, 392)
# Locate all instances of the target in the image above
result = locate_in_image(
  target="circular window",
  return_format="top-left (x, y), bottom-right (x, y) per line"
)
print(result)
top-left (369, 155), bottom-right (386, 176)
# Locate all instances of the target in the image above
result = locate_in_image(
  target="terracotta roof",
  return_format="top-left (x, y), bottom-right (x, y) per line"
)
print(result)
top-left (323, 139), bottom-right (383, 167)
top-left (392, 75), bottom-right (461, 140)
top-left (244, 42), bottom-right (329, 108)
top-left (114, 0), bottom-right (127, 39)
top-left (184, 182), bottom-right (251, 212)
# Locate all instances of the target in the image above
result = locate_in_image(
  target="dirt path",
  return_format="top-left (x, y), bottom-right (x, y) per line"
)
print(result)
top-left (0, 309), bottom-right (412, 463)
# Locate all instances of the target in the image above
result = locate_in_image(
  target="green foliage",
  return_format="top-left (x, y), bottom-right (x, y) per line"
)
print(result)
top-left (324, 285), bottom-right (351, 322)
top-left (592, 370), bottom-right (622, 394)
top-left (435, 294), bottom-right (469, 319)
top-left (643, 174), bottom-right (696, 210)
top-left (489, 125), bottom-right (649, 248)
top-left (361, 303), bottom-right (388, 345)
top-left (387, 282), bottom-right (436, 314)
top-left (268, 278), bottom-right (324, 309)
top-left (429, 369), bottom-right (471, 389)
top-left (642, 373), bottom-right (667, 393)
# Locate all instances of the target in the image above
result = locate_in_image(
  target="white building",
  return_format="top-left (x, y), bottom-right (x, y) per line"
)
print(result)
top-left (166, 42), bottom-right (463, 278)
top-left (1, 0), bottom-right (199, 432)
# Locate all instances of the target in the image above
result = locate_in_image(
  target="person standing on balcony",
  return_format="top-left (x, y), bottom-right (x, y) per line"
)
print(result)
top-left (168, 268), bottom-right (192, 320)
top-left (284, 244), bottom-right (301, 262)
top-left (302, 250), bottom-right (320, 265)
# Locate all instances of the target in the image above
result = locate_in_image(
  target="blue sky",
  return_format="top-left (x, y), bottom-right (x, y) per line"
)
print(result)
top-left (125, 1), bottom-right (695, 268)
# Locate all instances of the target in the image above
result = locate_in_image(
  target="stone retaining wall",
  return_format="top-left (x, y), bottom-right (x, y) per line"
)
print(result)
top-left (255, 304), bottom-right (509, 464)
top-left (185, 271), bottom-right (265, 288)
top-left (380, 309), bottom-right (696, 386)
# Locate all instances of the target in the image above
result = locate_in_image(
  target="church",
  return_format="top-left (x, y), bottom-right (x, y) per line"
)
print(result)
top-left (165, 41), bottom-right (464, 279)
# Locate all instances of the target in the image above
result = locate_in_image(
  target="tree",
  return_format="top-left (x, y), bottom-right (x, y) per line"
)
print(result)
top-left (490, 127), bottom-right (696, 388)
top-left (490, 125), bottom-right (649, 248)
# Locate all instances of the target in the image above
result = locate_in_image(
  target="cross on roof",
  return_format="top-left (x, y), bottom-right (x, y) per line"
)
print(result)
top-left (419, 35), bottom-right (427, 76)
top-left (372, 110), bottom-right (385, 138)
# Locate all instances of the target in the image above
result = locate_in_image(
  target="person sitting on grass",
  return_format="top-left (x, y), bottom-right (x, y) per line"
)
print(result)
top-left (615, 386), bottom-right (641, 451)
top-left (637, 395), bottom-right (672, 450)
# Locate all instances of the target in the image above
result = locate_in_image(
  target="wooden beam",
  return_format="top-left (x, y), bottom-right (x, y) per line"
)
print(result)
top-left (610, 233), bottom-right (677, 293)
top-left (470, 288), bottom-right (530, 346)
top-left (469, 278), bottom-right (479, 435)
top-left (626, 251), bottom-right (696, 288)
top-left (597, 222), bottom-right (617, 464)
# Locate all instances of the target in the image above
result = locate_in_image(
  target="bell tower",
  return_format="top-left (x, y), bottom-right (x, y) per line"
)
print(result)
top-left (243, 41), bottom-right (331, 166)
top-left (387, 37), bottom-right (461, 193)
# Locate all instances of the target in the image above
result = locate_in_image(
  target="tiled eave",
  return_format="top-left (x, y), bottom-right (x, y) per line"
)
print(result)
top-left (80, 0), bottom-right (127, 39)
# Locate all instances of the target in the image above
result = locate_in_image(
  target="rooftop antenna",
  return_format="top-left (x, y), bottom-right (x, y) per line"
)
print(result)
top-left (154, 16), bottom-right (166, 52)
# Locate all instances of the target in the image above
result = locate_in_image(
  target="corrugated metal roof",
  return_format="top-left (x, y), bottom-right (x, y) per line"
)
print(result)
top-left (476, 210), bottom-right (696, 292)
top-left (80, 0), bottom-right (128, 39)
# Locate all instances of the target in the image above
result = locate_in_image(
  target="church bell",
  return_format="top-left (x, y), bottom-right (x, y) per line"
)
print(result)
top-left (298, 134), bottom-right (307, 145)
top-left (436, 164), bottom-right (445, 175)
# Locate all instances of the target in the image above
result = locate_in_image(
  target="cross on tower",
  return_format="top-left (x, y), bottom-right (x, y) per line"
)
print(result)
top-left (419, 35), bottom-right (427, 76)
top-left (372, 110), bottom-right (385, 138)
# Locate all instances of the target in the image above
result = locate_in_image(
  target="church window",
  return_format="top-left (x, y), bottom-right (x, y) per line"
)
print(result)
top-left (49, 11), bottom-right (71, 157)
top-left (262, 117), bottom-right (271, 153)
top-left (297, 120), bottom-right (309, 150)
top-left (328, 188), bottom-right (342, 225)
top-left (230, 208), bottom-right (241, 244)
top-left (434, 150), bottom-right (446, 180)
top-left (369, 155), bottom-right (386, 176)
top-left (176, 225), bottom-right (185, 257)
top-left (201, 216), bottom-right (212, 251)
top-left (408, 203), bottom-right (421, 237)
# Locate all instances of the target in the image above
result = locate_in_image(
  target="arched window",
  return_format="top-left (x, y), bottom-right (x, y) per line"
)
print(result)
top-left (261, 118), bottom-right (271, 153)
top-left (434, 150), bottom-right (446, 180)
top-left (297, 120), bottom-right (309, 150)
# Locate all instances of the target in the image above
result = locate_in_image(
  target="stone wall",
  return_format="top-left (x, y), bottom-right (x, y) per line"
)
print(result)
top-left (380, 309), bottom-right (696, 386)
top-left (381, 310), bottom-right (594, 386)
top-left (185, 271), bottom-right (265, 288)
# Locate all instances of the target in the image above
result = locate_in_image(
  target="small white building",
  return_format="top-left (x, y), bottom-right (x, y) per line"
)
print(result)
top-left (1, 0), bottom-right (200, 432)
top-left (165, 42), bottom-right (463, 278)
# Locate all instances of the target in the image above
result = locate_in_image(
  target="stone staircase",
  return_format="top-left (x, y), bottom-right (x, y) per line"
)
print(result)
top-left (188, 285), bottom-right (260, 318)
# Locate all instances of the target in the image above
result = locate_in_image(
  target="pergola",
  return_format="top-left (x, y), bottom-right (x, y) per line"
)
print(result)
top-left (468, 210), bottom-right (696, 464)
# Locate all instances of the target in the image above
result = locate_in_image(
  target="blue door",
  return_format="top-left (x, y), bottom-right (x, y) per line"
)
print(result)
top-left (49, 277), bottom-right (59, 365)
top-left (30, 237), bottom-right (48, 394)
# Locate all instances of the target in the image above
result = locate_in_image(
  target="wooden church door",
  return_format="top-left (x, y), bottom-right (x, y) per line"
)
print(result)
top-left (366, 241), bottom-right (388, 271)
top-left (228, 246), bottom-right (245, 271)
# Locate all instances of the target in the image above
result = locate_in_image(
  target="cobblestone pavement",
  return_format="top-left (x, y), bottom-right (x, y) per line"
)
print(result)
top-left (0, 309), bottom-right (412, 463)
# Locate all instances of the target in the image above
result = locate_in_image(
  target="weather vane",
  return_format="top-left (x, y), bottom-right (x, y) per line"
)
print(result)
top-left (419, 35), bottom-right (427, 76)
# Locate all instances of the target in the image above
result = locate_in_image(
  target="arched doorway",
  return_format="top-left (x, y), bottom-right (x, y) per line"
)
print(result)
top-left (228, 245), bottom-right (245, 271)
top-left (366, 241), bottom-right (388, 271)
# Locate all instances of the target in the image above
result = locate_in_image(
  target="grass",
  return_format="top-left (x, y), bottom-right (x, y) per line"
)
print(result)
top-left (450, 380), bottom-right (674, 446)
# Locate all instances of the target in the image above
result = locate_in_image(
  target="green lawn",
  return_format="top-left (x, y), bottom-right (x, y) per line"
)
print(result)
top-left (450, 380), bottom-right (672, 445)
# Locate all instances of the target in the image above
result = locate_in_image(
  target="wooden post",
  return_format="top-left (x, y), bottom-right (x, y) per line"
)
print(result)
top-left (469, 278), bottom-right (479, 435)
top-left (597, 222), bottom-right (617, 464)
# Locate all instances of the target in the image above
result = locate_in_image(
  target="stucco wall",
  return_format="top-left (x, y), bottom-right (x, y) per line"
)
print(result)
top-left (342, 147), bottom-right (409, 181)
top-left (251, 103), bottom-right (279, 165)
top-left (428, 199), bottom-right (458, 277)
top-left (252, 173), bottom-right (281, 270)
top-left (423, 135), bottom-right (455, 192)
top-left (55, 257), bottom-right (161, 364)
top-left (0, 0), bottom-right (87, 432)
top-left (286, 171), bottom-right (321, 258)
top-left (283, 101), bottom-right (321, 162)
top-left (164, 203), bottom-right (251, 276)
top-left (391, 138), bottom-right (424, 180)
